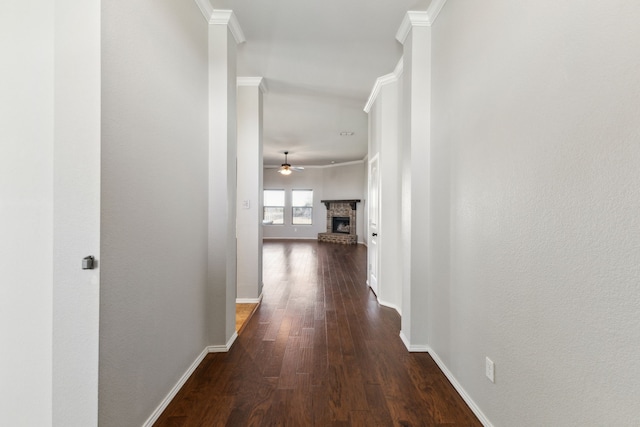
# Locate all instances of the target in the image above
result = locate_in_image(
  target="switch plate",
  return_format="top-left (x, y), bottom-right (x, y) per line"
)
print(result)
top-left (485, 357), bottom-right (495, 383)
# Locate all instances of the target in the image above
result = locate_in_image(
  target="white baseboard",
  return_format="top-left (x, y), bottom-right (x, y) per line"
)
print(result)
top-left (207, 331), bottom-right (238, 353)
top-left (142, 332), bottom-right (239, 426)
top-left (236, 293), bottom-right (263, 304)
top-left (426, 346), bottom-right (494, 427)
top-left (396, 336), bottom-right (493, 425)
top-left (399, 331), bottom-right (429, 352)
top-left (377, 298), bottom-right (402, 316)
top-left (141, 347), bottom-right (209, 427)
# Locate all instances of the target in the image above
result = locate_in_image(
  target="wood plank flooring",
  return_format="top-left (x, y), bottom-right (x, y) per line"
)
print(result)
top-left (236, 303), bottom-right (259, 333)
top-left (154, 240), bottom-right (481, 426)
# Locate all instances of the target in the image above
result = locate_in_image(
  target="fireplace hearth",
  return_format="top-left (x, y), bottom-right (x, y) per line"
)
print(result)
top-left (318, 199), bottom-right (360, 244)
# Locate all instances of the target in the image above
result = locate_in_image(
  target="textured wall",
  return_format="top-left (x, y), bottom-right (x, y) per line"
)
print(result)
top-left (100, 1), bottom-right (209, 425)
top-left (237, 83), bottom-right (264, 300)
top-left (429, 1), bottom-right (640, 425)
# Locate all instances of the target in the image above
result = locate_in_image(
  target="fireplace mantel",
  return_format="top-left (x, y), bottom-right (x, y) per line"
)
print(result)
top-left (320, 199), bottom-right (361, 210)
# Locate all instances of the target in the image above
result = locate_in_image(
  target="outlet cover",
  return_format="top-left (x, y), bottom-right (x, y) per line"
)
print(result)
top-left (485, 357), bottom-right (495, 383)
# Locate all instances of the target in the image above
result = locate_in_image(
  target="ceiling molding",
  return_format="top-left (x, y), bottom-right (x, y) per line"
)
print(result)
top-left (211, 10), bottom-right (246, 44)
top-left (396, 11), bottom-right (430, 44)
top-left (237, 77), bottom-right (268, 93)
top-left (363, 57), bottom-right (403, 113)
top-left (264, 159), bottom-right (365, 169)
top-left (426, 0), bottom-right (448, 25)
top-left (321, 159), bottom-right (366, 169)
top-left (193, 0), bottom-right (213, 22)
top-left (395, 1), bottom-right (447, 44)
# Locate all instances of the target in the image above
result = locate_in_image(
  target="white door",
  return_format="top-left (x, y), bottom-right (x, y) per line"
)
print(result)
top-left (53, 2), bottom-right (101, 424)
top-left (368, 155), bottom-right (380, 295)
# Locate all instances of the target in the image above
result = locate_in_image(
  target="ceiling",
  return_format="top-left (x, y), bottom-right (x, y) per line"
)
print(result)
top-left (212, 0), bottom-right (431, 166)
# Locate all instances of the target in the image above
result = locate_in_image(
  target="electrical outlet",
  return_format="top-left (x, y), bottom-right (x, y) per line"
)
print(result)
top-left (485, 357), bottom-right (495, 383)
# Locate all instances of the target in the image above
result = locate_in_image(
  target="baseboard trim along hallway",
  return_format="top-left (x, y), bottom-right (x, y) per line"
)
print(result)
top-left (151, 241), bottom-right (482, 426)
top-left (141, 348), bottom-right (208, 427)
top-left (142, 331), bottom-right (239, 427)
top-left (427, 347), bottom-right (494, 427)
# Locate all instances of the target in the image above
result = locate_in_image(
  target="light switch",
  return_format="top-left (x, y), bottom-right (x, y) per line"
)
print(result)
top-left (242, 200), bottom-right (250, 209)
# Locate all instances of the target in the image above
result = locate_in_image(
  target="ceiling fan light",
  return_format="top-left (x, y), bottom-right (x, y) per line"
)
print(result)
top-left (279, 168), bottom-right (292, 176)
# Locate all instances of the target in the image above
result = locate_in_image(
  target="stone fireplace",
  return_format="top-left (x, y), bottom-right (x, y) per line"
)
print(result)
top-left (318, 199), bottom-right (360, 244)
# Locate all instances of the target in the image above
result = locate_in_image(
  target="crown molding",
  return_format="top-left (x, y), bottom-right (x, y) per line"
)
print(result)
top-left (427, 0), bottom-right (448, 25)
top-left (211, 10), bottom-right (246, 44)
top-left (395, 1), bottom-right (448, 44)
top-left (237, 77), bottom-right (267, 93)
top-left (264, 159), bottom-right (365, 169)
top-left (364, 57), bottom-right (403, 113)
top-left (193, 0), bottom-right (213, 22)
top-left (322, 159), bottom-right (365, 169)
top-left (396, 11), bottom-right (430, 44)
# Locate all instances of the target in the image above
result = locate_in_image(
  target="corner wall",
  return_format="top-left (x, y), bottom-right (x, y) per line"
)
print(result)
top-left (429, 2), bottom-right (640, 425)
top-left (237, 79), bottom-right (264, 301)
top-left (99, 1), bottom-right (210, 425)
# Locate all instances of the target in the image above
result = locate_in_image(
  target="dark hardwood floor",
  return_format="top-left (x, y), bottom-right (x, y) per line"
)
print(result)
top-left (154, 240), bottom-right (481, 426)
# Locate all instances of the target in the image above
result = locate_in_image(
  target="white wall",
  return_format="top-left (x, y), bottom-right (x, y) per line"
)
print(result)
top-left (208, 15), bottom-right (240, 344)
top-left (2, 2), bottom-right (101, 425)
top-left (53, 0), bottom-right (102, 425)
top-left (99, 1), bottom-right (209, 426)
top-left (263, 163), bottom-right (366, 242)
top-left (400, 22), bottom-right (431, 349)
top-left (0, 2), bottom-right (54, 425)
top-left (237, 80), bottom-right (264, 301)
top-left (429, 2), bottom-right (640, 425)
top-left (366, 77), bottom-right (403, 313)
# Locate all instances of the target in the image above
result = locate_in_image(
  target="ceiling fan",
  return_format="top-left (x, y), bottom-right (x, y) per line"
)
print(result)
top-left (277, 151), bottom-right (304, 175)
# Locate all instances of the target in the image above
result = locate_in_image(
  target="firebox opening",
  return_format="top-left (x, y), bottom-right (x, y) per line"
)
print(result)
top-left (332, 217), bottom-right (350, 234)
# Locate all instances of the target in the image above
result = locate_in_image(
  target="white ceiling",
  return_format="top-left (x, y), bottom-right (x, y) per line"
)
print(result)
top-left (212, 0), bottom-right (431, 166)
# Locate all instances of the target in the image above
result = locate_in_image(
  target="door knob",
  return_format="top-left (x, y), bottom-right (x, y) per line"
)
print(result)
top-left (82, 256), bottom-right (96, 270)
top-left (372, 233), bottom-right (377, 237)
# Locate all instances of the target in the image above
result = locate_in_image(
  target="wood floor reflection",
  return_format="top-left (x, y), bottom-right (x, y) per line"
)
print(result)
top-left (154, 239), bottom-right (481, 426)
top-left (236, 303), bottom-right (259, 334)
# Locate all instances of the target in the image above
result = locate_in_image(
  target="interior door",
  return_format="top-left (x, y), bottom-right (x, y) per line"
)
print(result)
top-left (54, 2), bottom-right (101, 424)
top-left (368, 155), bottom-right (380, 295)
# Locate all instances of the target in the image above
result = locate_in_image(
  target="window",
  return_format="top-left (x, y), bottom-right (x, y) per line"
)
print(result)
top-left (263, 190), bottom-right (284, 224)
top-left (292, 190), bottom-right (313, 225)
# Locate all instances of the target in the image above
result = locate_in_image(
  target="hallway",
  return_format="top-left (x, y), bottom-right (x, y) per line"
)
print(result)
top-left (154, 240), bottom-right (480, 426)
